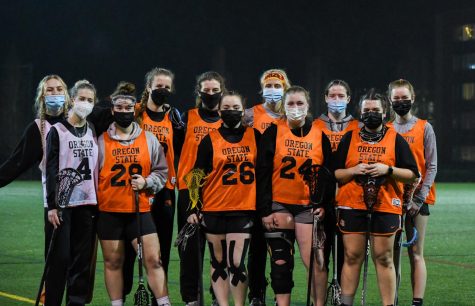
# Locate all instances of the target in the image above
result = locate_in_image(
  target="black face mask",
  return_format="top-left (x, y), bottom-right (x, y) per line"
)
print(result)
top-left (392, 100), bottom-right (412, 116)
top-left (200, 92), bottom-right (221, 109)
top-left (361, 112), bottom-right (383, 129)
top-left (220, 110), bottom-right (243, 128)
top-left (114, 111), bottom-right (135, 128)
top-left (151, 88), bottom-right (171, 106)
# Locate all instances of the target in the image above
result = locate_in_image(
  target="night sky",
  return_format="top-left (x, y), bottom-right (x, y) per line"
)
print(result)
top-left (1, 0), bottom-right (474, 112)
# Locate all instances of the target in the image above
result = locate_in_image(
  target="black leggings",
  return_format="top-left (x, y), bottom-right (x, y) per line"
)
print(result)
top-left (44, 205), bottom-right (97, 306)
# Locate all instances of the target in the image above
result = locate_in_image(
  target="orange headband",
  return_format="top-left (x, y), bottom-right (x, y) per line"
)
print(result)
top-left (262, 71), bottom-right (286, 86)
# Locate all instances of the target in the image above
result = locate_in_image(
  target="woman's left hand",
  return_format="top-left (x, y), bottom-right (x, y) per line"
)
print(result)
top-left (131, 174), bottom-right (146, 190)
top-left (312, 207), bottom-right (325, 219)
top-left (366, 163), bottom-right (389, 177)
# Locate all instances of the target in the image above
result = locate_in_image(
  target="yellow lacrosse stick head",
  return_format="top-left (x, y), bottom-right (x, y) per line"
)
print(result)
top-left (183, 168), bottom-right (207, 210)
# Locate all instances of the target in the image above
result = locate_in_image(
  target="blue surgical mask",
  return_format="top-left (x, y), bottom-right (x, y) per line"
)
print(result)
top-left (45, 95), bottom-right (66, 113)
top-left (327, 100), bottom-right (347, 115)
top-left (263, 88), bottom-right (284, 103)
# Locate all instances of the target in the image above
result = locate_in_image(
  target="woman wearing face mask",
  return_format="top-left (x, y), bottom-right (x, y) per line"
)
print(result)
top-left (257, 86), bottom-right (333, 306)
top-left (117, 67), bottom-right (183, 306)
top-left (243, 69), bottom-right (290, 133)
top-left (176, 71), bottom-right (225, 305)
top-left (134, 67), bottom-right (182, 275)
top-left (334, 89), bottom-right (419, 306)
top-left (388, 79), bottom-right (437, 306)
top-left (43, 80), bottom-right (99, 305)
top-left (96, 82), bottom-right (170, 306)
top-left (313, 79), bottom-right (359, 292)
top-left (188, 92), bottom-right (260, 306)
top-left (0, 75), bottom-right (71, 303)
top-left (244, 68), bottom-right (291, 305)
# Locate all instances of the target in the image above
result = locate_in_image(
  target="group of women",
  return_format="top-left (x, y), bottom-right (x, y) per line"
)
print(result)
top-left (0, 67), bottom-right (437, 306)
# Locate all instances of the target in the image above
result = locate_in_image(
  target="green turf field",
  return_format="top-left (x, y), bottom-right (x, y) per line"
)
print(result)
top-left (1, 182), bottom-right (474, 305)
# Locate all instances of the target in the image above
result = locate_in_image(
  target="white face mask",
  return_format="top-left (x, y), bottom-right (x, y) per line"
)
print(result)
top-left (285, 105), bottom-right (307, 121)
top-left (73, 101), bottom-right (94, 119)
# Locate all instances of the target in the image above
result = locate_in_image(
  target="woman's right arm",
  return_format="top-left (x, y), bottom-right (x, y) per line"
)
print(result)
top-left (256, 124), bottom-right (277, 219)
top-left (0, 122), bottom-right (43, 187)
top-left (333, 131), bottom-right (364, 184)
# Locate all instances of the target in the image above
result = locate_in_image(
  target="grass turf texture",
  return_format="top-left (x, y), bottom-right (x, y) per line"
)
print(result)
top-left (0, 182), bottom-right (474, 305)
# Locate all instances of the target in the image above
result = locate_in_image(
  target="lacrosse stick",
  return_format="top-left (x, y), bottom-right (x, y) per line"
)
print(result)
top-left (133, 190), bottom-right (150, 306)
top-left (326, 212), bottom-right (342, 305)
top-left (35, 168), bottom-right (83, 306)
top-left (175, 168), bottom-right (207, 306)
top-left (355, 175), bottom-right (385, 306)
top-left (394, 177), bottom-right (421, 305)
top-left (299, 164), bottom-right (332, 306)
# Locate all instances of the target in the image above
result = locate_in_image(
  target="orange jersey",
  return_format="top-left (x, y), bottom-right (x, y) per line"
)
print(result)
top-left (98, 131), bottom-right (152, 213)
top-left (389, 120), bottom-right (436, 204)
top-left (177, 109), bottom-right (222, 190)
top-left (272, 121), bottom-right (324, 205)
top-left (141, 111), bottom-right (176, 189)
top-left (253, 104), bottom-right (280, 133)
top-left (313, 118), bottom-right (359, 152)
top-left (336, 128), bottom-right (404, 214)
top-left (202, 128), bottom-right (257, 212)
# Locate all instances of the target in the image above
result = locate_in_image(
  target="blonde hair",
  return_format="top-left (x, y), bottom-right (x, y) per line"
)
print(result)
top-left (259, 69), bottom-right (291, 115)
top-left (259, 68), bottom-right (291, 91)
top-left (70, 79), bottom-right (97, 103)
top-left (34, 75), bottom-right (71, 119)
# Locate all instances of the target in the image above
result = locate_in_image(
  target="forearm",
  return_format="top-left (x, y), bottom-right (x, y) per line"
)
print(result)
top-left (335, 168), bottom-right (355, 184)
top-left (391, 167), bottom-right (417, 184)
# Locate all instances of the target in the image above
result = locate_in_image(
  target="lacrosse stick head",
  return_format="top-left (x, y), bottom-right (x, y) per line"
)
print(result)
top-left (326, 281), bottom-right (342, 306)
top-left (133, 283), bottom-right (150, 306)
top-left (402, 216), bottom-right (419, 247)
top-left (298, 164), bottom-right (332, 207)
top-left (403, 176), bottom-right (422, 207)
top-left (175, 222), bottom-right (198, 251)
top-left (355, 174), bottom-right (386, 211)
top-left (55, 168), bottom-right (83, 209)
top-left (184, 168), bottom-right (207, 211)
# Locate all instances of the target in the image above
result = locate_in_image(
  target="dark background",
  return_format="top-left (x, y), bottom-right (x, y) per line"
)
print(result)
top-left (1, 0), bottom-right (474, 180)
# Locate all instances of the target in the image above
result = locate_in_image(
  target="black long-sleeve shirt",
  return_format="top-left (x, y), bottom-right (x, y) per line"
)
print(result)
top-left (256, 118), bottom-right (335, 218)
top-left (0, 115), bottom-right (62, 187)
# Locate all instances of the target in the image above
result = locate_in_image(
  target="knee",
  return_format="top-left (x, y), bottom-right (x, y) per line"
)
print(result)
top-left (373, 252), bottom-right (393, 268)
top-left (410, 252), bottom-right (425, 265)
top-left (145, 254), bottom-right (162, 270)
top-left (104, 256), bottom-right (123, 271)
top-left (266, 230), bottom-right (295, 294)
top-left (345, 250), bottom-right (363, 266)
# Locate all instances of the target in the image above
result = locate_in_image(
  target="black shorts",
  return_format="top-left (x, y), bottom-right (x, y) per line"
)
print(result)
top-left (419, 203), bottom-right (430, 216)
top-left (272, 202), bottom-right (313, 224)
top-left (337, 209), bottom-right (401, 236)
top-left (97, 211), bottom-right (157, 241)
top-left (201, 213), bottom-right (253, 234)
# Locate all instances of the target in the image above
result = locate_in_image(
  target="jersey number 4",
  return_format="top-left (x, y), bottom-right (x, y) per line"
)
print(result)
top-left (280, 157), bottom-right (312, 179)
top-left (222, 162), bottom-right (255, 185)
top-left (111, 164), bottom-right (143, 187)
top-left (77, 158), bottom-right (92, 180)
